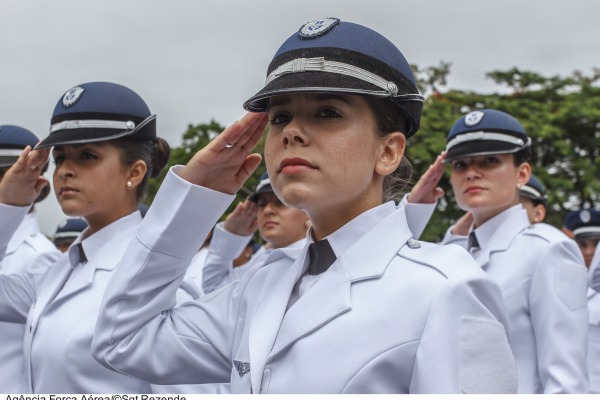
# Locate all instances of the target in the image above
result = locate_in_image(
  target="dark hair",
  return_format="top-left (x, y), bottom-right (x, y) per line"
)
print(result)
top-left (513, 146), bottom-right (532, 166)
top-left (365, 97), bottom-right (412, 202)
top-left (111, 137), bottom-right (170, 203)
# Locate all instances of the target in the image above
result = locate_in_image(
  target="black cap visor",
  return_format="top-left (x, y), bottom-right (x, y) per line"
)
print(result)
top-left (249, 184), bottom-right (274, 203)
top-left (445, 140), bottom-right (529, 163)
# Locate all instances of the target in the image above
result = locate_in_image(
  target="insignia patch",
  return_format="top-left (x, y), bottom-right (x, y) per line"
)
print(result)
top-left (580, 210), bottom-right (591, 223)
top-left (233, 360), bottom-right (250, 377)
top-left (464, 111), bottom-right (485, 127)
top-left (62, 86), bottom-right (85, 108)
top-left (299, 17), bottom-right (340, 39)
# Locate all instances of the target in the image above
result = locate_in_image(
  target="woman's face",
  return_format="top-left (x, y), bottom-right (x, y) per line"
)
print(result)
top-left (449, 154), bottom-right (530, 226)
top-left (264, 93), bottom-right (401, 237)
top-left (52, 142), bottom-right (136, 230)
top-left (575, 238), bottom-right (599, 268)
top-left (255, 192), bottom-right (309, 249)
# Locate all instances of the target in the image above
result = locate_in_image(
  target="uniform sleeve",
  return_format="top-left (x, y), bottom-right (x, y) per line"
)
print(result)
top-left (0, 203), bottom-right (38, 323)
top-left (92, 166), bottom-right (240, 385)
top-left (529, 239), bottom-right (589, 393)
top-left (0, 203), bottom-right (29, 263)
top-left (398, 194), bottom-right (436, 240)
top-left (410, 252), bottom-right (517, 393)
top-left (202, 222), bottom-right (252, 294)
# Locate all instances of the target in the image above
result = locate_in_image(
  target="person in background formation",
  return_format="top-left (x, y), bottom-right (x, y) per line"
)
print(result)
top-left (0, 125), bottom-right (61, 393)
top-left (415, 108), bottom-right (589, 393)
top-left (92, 18), bottom-right (516, 393)
top-left (0, 82), bottom-right (171, 393)
top-left (201, 171), bottom-right (310, 294)
top-left (53, 218), bottom-right (88, 253)
top-left (442, 173), bottom-right (549, 241)
top-left (569, 209), bottom-right (600, 269)
top-left (588, 229), bottom-right (600, 394)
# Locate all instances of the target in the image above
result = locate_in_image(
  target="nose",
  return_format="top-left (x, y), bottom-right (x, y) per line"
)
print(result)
top-left (56, 160), bottom-right (75, 180)
top-left (281, 118), bottom-right (307, 147)
top-left (262, 201), bottom-right (276, 216)
top-left (465, 162), bottom-right (481, 181)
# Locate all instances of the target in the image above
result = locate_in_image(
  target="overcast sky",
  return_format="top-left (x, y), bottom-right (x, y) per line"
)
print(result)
top-left (2, 0), bottom-right (598, 235)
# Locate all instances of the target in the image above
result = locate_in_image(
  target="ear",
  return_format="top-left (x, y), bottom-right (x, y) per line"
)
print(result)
top-left (126, 160), bottom-right (148, 189)
top-left (517, 162), bottom-right (531, 186)
top-left (375, 132), bottom-right (406, 177)
top-left (533, 204), bottom-right (546, 223)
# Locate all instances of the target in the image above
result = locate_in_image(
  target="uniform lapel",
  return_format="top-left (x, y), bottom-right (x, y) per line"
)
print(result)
top-left (477, 211), bottom-right (529, 268)
top-left (248, 248), bottom-right (306, 393)
top-left (268, 207), bottom-right (413, 359)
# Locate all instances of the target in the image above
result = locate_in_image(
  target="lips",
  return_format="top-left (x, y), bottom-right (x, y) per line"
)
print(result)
top-left (278, 157), bottom-right (316, 173)
top-left (464, 186), bottom-right (485, 194)
top-left (59, 186), bottom-right (78, 195)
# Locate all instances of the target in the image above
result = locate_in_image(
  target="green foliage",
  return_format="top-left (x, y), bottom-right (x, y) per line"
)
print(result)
top-left (145, 66), bottom-right (600, 243)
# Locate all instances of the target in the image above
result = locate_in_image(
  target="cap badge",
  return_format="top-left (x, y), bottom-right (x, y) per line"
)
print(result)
top-left (464, 111), bottom-right (485, 127)
top-left (299, 17), bottom-right (340, 39)
top-left (63, 86), bottom-right (85, 108)
top-left (580, 210), bottom-right (591, 223)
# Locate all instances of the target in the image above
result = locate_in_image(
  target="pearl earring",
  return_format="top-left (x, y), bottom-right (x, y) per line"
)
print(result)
top-left (127, 181), bottom-right (133, 188)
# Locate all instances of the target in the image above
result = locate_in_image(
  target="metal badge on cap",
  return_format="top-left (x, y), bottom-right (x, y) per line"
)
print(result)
top-left (62, 87), bottom-right (85, 108)
top-left (299, 17), bottom-right (340, 38)
top-left (464, 111), bottom-right (485, 127)
top-left (581, 210), bottom-right (592, 223)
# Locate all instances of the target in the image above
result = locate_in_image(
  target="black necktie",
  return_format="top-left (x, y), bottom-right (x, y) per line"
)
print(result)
top-left (76, 243), bottom-right (88, 264)
top-left (307, 239), bottom-right (336, 275)
top-left (467, 231), bottom-right (480, 252)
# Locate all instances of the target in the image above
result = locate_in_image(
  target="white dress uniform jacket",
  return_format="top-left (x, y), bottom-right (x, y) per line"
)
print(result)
top-left (0, 205), bottom-right (152, 393)
top-left (442, 205), bottom-right (589, 393)
top-left (92, 167), bottom-right (517, 394)
top-left (588, 287), bottom-right (600, 393)
top-left (0, 211), bottom-right (60, 393)
top-left (202, 194), bottom-right (434, 295)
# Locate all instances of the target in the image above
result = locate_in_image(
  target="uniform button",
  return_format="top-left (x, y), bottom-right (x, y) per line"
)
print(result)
top-left (406, 238), bottom-right (421, 249)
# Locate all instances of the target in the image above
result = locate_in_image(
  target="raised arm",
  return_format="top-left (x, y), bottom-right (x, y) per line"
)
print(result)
top-left (92, 113), bottom-right (269, 384)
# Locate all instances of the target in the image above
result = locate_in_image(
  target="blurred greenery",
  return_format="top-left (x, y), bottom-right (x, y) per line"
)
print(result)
top-left (145, 65), bottom-right (600, 242)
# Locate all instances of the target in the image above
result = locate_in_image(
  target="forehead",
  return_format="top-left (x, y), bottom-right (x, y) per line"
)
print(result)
top-left (52, 142), bottom-right (109, 153)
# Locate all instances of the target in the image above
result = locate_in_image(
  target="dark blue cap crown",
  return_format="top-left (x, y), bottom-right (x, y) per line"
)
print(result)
top-left (520, 174), bottom-right (546, 205)
top-left (54, 218), bottom-right (88, 239)
top-left (0, 125), bottom-right (40, 168)
top-left (249, 171), bottom-right (273, 202)
top-left (445, 109), bottom-right (530, 162)
top-left (567, 209), bottom-right (600, 239)
top-left (37, 82), bottom-right (156, 149)
top-left (244, 18), bottom-right (424, 137)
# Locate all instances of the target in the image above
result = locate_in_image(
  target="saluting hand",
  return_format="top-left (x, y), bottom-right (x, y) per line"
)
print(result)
top-left (0, 146), bottom-right (51, 207)
top-left (224, 199), bottom-right (259, 236)
top-left (179, 112), bottom-right (269, 194)
top-left (407, 151), bottom-right (446, 204)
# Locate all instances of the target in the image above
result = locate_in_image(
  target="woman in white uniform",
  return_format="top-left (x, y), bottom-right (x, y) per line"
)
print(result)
top-left (567, 209), bottom-right (600, 392)
top-left (425, 109), bottom-right (589, 393)
top-left (0, 125), bottom-right (61, 393)
top-left (0, 82), bottom-right (170, 393)
top-left (92, 18), bottom-right (516, 393)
